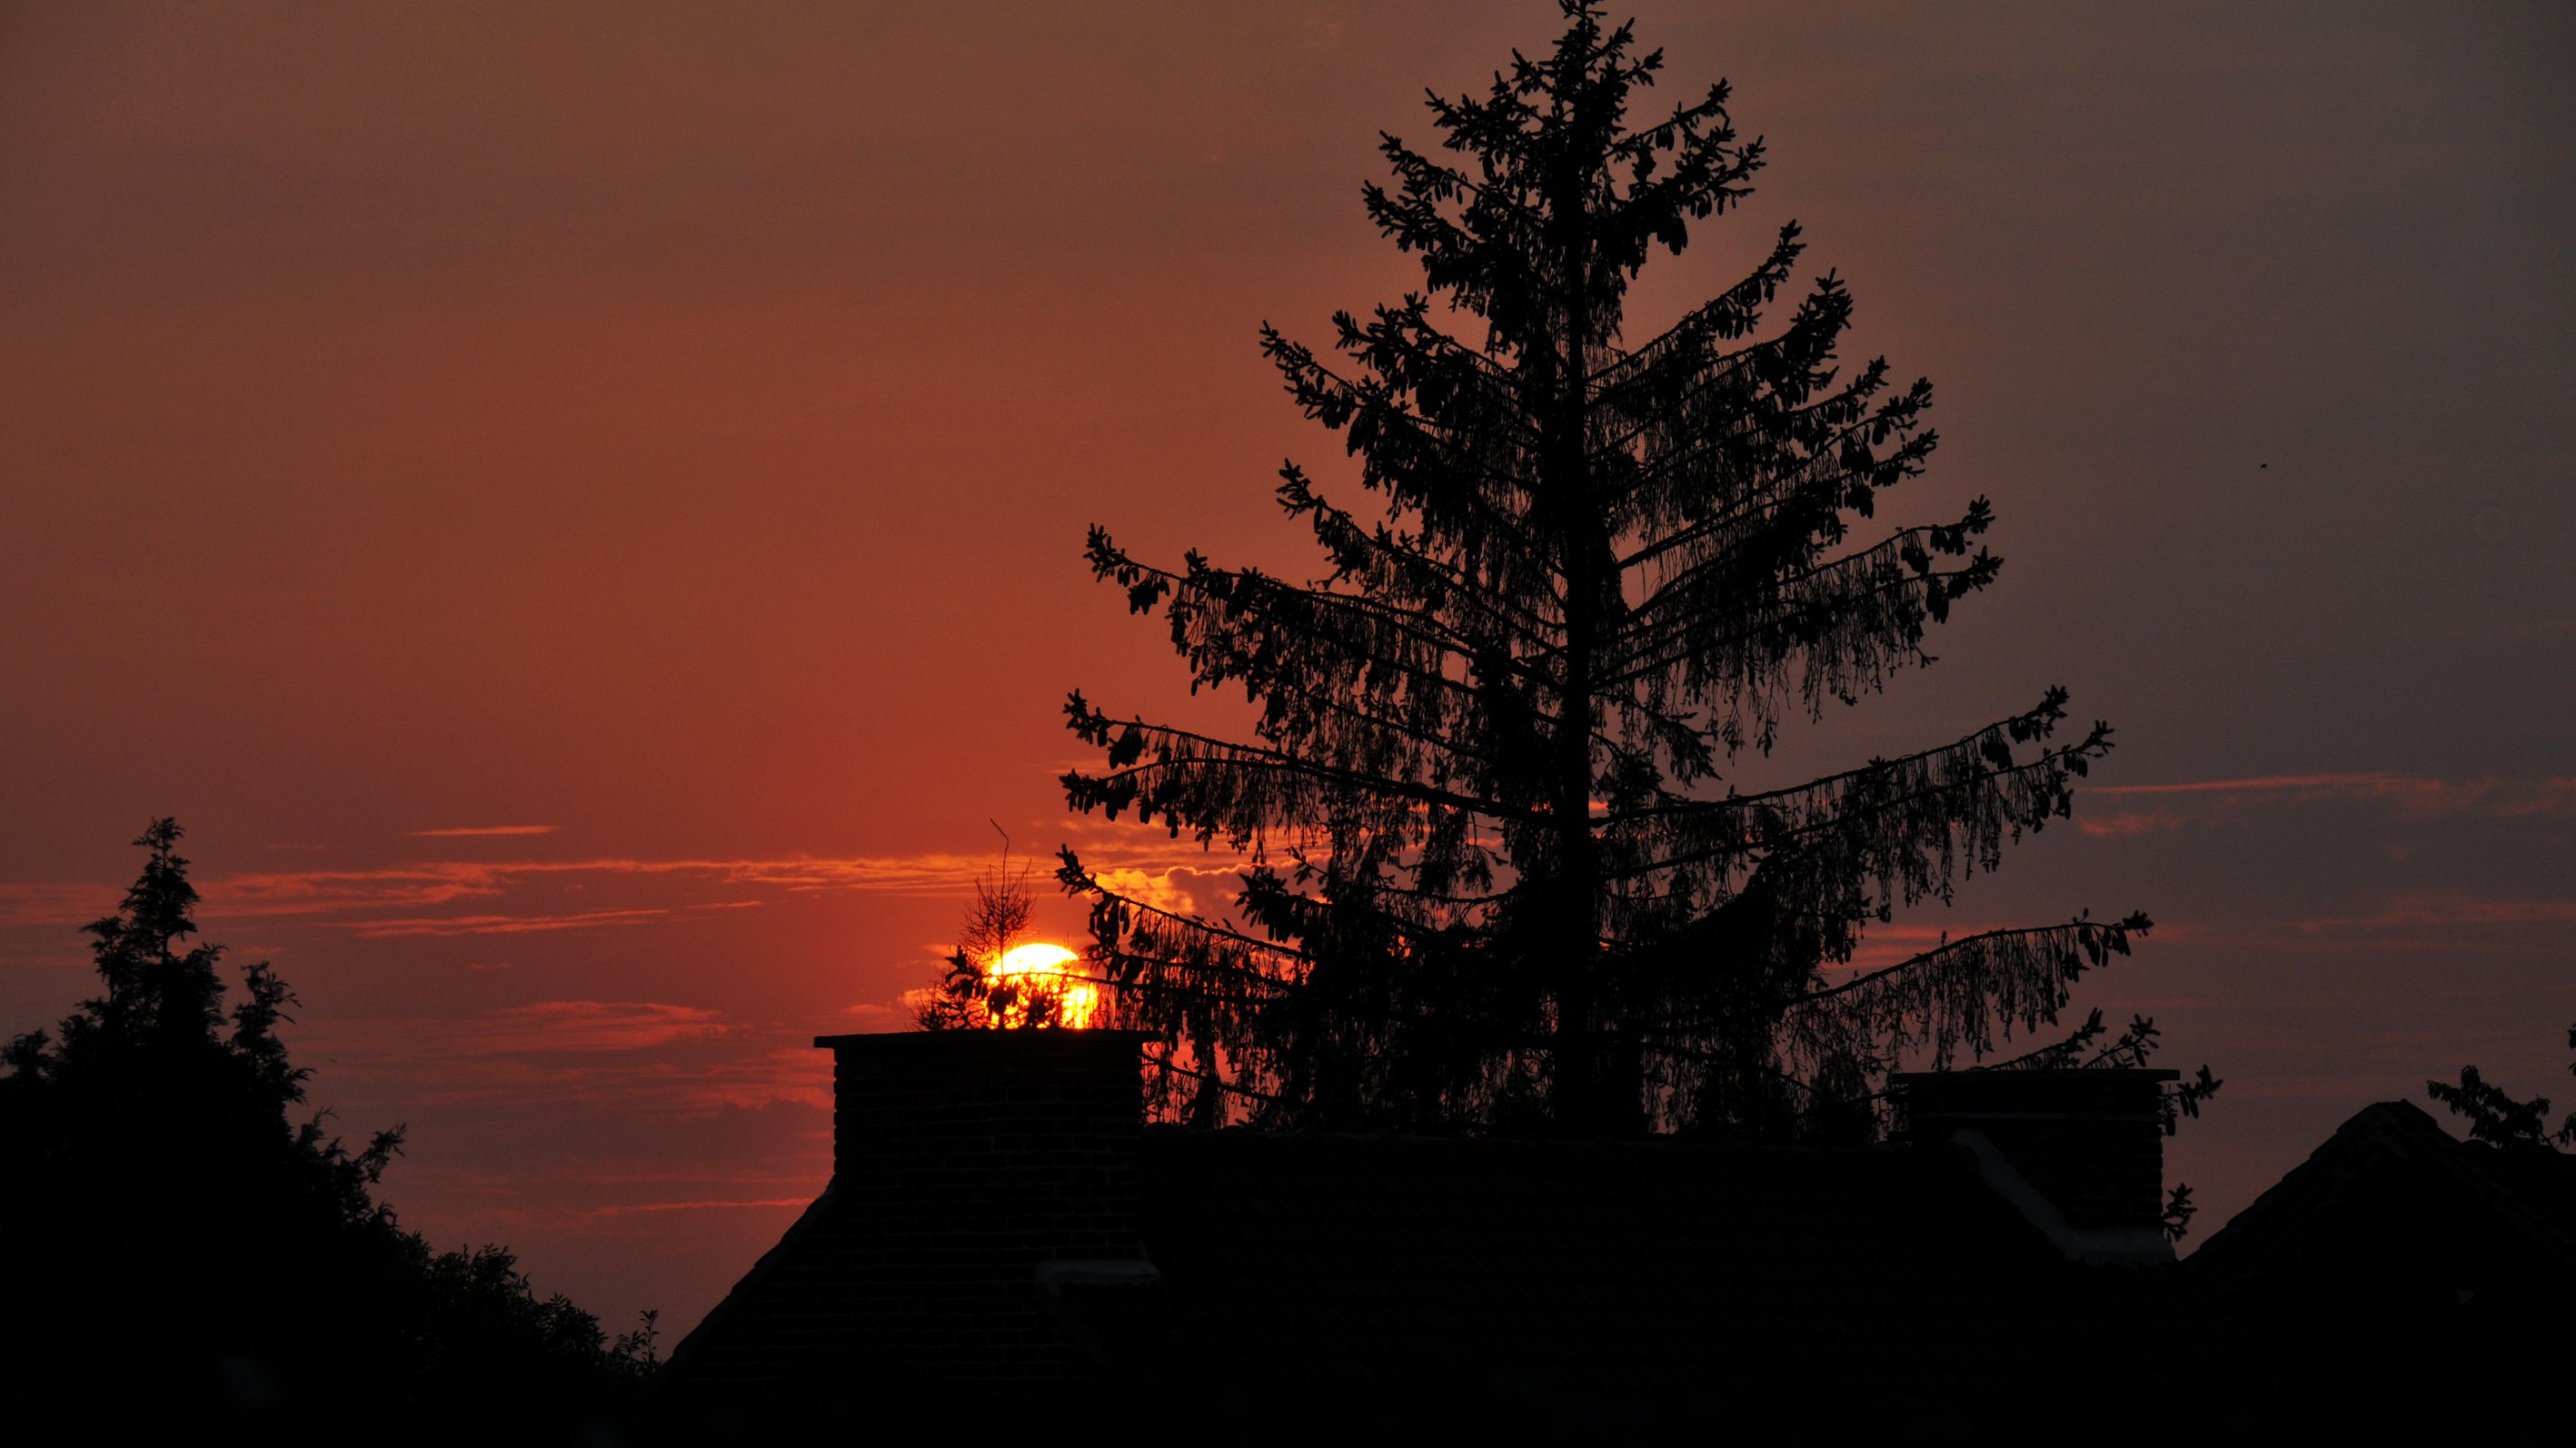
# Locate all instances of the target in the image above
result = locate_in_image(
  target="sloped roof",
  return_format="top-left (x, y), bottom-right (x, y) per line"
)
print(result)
top-left (2179, 1100), bottom-right (2576, 1438)
top-left (1140, 1130), bottom-right (2034, 1370)
top-left (653, 1183), bottom-right (844, 1393)
top-left (1092, 1128), bottom-right (2209, 1425)
top-left (2189, 1098), bottom-right (2576, 1291)
top-left (665, 1125), bottom-right (2222, 1430)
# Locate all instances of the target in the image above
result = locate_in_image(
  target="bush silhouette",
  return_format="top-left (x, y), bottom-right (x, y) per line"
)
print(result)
top-left (0, 820), bottom-right (650, 1444)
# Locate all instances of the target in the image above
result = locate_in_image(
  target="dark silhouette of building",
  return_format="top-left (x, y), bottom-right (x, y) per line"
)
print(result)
top-left (2188, 1099), bottom-right (2575, 1437)
top-left (661, 1032), bottom-right (2231, 1436)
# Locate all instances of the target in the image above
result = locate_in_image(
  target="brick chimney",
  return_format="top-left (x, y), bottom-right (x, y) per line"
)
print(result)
top-left (821, 1026), bottom-right (1149, 1250)
top-left (790, 1029), bottom-right (1153, 1392)
top-left (1892, 1068), bottom-right (2179, 1265)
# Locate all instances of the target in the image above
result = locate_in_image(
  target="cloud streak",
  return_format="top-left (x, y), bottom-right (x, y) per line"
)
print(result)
top-left (350, 907), bottom-right (671, 938)
top-left (2077, 809), bottom-right (2188, 839)
top-left (0, 882), bottom-right (120, 930)
top-left (1, 838), bottom-right (1222, 935)
top-left (12, 780), bottom-right (2564, 942)
top-left (2092, 772), bottom-right (2443, 799)
top-left (2297, 891), bottom-right (2576, 934)
top-left (412, 825), bottom-right (561, 838)
top-left (468, 1000), bottom-right (732, 1054)
top-left (301, 1014), bottom-right (828, 1119)
top-left (2081, 773), bottom-right (2576, 834)
top-left (582, 1198), bottom-right (813, 1217)
top-left (310, 1000), bottom-right (732, 1057)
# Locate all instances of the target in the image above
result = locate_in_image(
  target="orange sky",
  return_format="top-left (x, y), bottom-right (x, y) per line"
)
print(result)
top-left (5, 1), bottom-right (2572, 1338)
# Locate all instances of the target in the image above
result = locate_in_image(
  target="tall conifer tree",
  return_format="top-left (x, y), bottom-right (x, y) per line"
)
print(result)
top-left (1059, 3), bottom-right (2152, 1136)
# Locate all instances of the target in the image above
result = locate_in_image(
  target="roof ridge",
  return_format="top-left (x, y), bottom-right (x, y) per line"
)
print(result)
top-left (2192, 1097), bottom-right (2576, 1274)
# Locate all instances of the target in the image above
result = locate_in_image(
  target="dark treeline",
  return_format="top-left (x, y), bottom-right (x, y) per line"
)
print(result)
top-left (0, 821), bottom-right (652, 1445)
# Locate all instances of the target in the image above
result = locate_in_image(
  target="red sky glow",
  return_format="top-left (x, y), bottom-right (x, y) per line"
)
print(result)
top-left (5, 1), bottom-right (2571, 1338)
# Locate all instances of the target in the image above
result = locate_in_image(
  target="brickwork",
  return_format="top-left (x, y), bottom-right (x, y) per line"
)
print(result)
top-left (823, 1028), bottom-right (1148, 1261)
top-left (664, 1029), bottom-right (1148, 1401)
top-left (1892, 1069), bottom-right (2177, 1231)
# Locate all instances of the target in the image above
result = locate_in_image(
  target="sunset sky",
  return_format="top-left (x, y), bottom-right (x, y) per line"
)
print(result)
top-left (5, 1), bottom-right (2571, 1338)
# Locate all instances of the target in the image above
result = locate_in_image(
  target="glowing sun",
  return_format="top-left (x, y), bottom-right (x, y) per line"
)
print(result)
top-left (987, 942), bottom-right (1101, 1029)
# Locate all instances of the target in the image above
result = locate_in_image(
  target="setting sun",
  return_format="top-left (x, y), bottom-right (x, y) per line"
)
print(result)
top-left (986, 943), bottom-right (1100, 1029)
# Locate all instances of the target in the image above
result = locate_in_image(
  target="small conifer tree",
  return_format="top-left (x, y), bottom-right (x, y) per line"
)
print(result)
top-left (915, 841), bottom-right (1096, 1030)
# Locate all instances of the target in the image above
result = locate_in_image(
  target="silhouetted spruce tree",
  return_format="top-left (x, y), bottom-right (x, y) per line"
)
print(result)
top-left (0, 820), bottom-right (651, 1443)
top-left (1060, 4), bottom-right (2161, 1136)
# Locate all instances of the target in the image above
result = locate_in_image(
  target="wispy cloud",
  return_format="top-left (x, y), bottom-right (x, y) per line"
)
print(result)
top-left (312, 1000), bottom-right (734, 1056)
top-left (1826, 922), bottom-right (2051, 975)
top-left (2298, 891), bottom-right (2576, 934)
top-left (349, 907), bottom-right (671, 938)
top-left (298, 1009), bottom-right (826, 1119)
top-left (583, 1198), bottom-right (812, 1217)
top-left (0, 882), bottom-right (119, 929)
top-left (2092, 772), bottom-right (2439, 798)
top-left (36, 779), bottom-right (2561, 947)
top-left (0, 820), bottom-right (1275, 939)
top-left (212, 854), bottom-right (1035, 919)
top-left (466, 1000), bottom-right (732, 1054)
top-left (2085, 773), bottom-right (2576, 826)
top-left (453, 1193), bottom-right (821, 1229)
top-left (3, 848), bottom-right (1130, 933)
top-left (2078, 808), bottom-right (2188, 838)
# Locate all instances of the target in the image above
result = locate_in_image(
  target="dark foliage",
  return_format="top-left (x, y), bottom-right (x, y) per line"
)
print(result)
top-left (0, 820), bottom-right (651, 1444)
top-left (2428, 1023), bottom-right (2576, 1149)
top-left (1060, 3), bottom-right (2185, 1136)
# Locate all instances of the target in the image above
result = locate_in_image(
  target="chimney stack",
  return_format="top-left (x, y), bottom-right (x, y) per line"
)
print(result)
top-left (1892, 1068), bottom-right (2179, 1265)
top-left (821, 1027), bottom-right (1149, 1255)
top-left (793, 1029), bottom-right (1151, 1393)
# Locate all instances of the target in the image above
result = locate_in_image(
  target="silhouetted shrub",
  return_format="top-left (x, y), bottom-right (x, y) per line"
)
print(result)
top-left (2429, 1024), bottom-right (2576, 1148)
top-left (0, 820), bottom-right (651, 1444)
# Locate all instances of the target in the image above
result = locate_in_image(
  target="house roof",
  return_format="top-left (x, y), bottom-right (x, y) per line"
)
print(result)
top-left (668, 1123), bottom-right (2221, 1427)
top-left (1102, 1127), bottom-right (2201, 1413)
top-left (2189, 1098), bottom-right (2576, 1294)
top-left (2176, 1099), bottom-right (2576, 1436)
